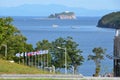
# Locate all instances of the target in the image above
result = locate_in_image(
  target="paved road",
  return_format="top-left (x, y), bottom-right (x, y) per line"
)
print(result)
top-left (0, 74), bottom-right (120, 80)
top-left (0, 74), bottom-right (83, 79)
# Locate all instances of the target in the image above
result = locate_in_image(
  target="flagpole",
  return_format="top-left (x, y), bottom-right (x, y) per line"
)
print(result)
top-left (19, 57), bottom-right (20, 64)
top-left (32, 54), bottom-right (33, 67)
top-left (23, 53), bottom-right (25, 65)
top-left (41, 54), bottom-right (42, 69)
top-left (29, 55), bottom-right (30, 66)
top-left (38, 54), bottom-right (39, 68)
top-left (44, 54), bottom-right (45, 69)
top-left (26, 53), bottom-right (28, 66)
top-left (47, 53), bottom-right (48, 67)
top-left (35, 54), bottom-right (36, 67)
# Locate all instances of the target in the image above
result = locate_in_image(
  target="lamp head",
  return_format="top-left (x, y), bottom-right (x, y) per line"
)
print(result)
top-left (57, 47), bottom-right (61, 49)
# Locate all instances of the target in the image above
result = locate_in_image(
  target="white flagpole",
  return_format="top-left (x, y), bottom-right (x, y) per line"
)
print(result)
top-left (19, 53), bottom-right (20, 64)
top-left (35, 53), bottom-right (36, 68)
top-left (47, 53), bottom-right (48, 67)
top-left (19, 57), bottom-right (20, 64)
top-left (26, 52), bottom-right (28, 65)
top-left (41, 54), bottom-right (42, 69)
top-left (38, 54), bottom-right (39, 68)
top-left (32, 53), bottom-right (33, 67)
top-left (23, 53), bottom-right (25, 65)
top-left (29, 54), bottom-right (30, 66)
top-left (44, 54), bottom-right (45, 69)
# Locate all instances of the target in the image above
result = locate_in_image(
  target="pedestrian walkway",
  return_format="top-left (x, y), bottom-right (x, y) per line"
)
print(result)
top-left (0, 74), bottom-right (120, 80)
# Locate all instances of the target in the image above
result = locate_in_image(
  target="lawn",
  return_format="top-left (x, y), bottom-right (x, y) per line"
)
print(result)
top-left (0, 59), bottom-right (50, 74)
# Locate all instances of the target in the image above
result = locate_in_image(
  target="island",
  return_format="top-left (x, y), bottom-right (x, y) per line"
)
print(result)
top-left (97, 11), bottom-right (120, 29)
top-left (97, 11), bottom-right (120, 77)
top-left (48, 11), bottom-right (76, 19)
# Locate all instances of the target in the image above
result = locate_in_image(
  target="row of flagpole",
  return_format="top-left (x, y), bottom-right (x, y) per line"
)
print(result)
top-left (15, 50), bottom-right (49, 69)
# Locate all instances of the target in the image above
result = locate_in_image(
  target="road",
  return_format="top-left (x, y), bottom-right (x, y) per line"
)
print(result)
top-left (0, 74), bottom-right (120, 80)
top-left (0, 74), bottom-right (83, 79)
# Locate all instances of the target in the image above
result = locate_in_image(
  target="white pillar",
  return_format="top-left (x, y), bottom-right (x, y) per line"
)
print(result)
top-left (116, 29), bottom-right (120, 36)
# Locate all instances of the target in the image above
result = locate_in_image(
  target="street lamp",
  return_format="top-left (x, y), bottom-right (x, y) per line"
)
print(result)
top-left (57, 47), bottom-right (67, 74)
top-left (0, 44), bottom-right (7, 58)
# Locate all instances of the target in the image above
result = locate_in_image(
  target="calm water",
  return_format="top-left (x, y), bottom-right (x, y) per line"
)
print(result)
top-left (13, 16), bottom-right (115, 76)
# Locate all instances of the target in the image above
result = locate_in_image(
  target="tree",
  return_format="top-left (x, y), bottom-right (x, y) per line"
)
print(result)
top-left (0, 17), bottom-right (16, 45)
top-left (51, 36), bottom-right (84, 73)
top-left (0, 17), bottom-right (33, 60)
top-left (35, 40), bottom-right (51, 50)
top-left (6, 34), bottom-right (33, 59)
top-left (88, 47), bottom-right (106, 76)
top-left (35, 40), bottom-right (52, 67)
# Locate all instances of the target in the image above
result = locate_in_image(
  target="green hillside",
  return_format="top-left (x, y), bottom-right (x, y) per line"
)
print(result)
top-left (97, 11), bottom-right (120, 29)
top-left (0, 59), bottom-right (50, 74)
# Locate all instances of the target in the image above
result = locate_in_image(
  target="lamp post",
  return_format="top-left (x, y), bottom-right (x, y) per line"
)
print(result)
top-left (57, 47), bottom-right (67, 74)
top-left (0, 44), bottom-right (7, 58)
top-left (71, 66), bottom-right (74, 75)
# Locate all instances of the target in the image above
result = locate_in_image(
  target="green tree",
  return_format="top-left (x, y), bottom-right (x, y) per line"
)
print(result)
top-left (35, 40), bottom-right (52, 67)
top-left (88, 47), bottom-right (106, 76)
top-left (0, 17), bottom-right (16, 45)
top-left (51, 36), bottom-right (84, 73)
top-left (0, 17), bottom-right (33, 60)
top-left (6, 34), bottom-right (33, 60)
top-left (35, 40), bottom-right (51, 50)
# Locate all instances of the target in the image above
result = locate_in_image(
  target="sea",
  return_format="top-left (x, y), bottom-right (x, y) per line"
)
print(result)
top-left (12, 16), bottom-right (115, 76)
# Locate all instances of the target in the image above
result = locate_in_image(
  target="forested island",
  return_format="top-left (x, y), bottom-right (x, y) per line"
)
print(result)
top-left (48, 11), bottom-right (76, 19)
top-left (97, 11), bottom-right (120, 29)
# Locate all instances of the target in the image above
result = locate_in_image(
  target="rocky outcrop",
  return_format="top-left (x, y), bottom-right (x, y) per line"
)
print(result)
top-left (48, 11), bottom-right (76, 19)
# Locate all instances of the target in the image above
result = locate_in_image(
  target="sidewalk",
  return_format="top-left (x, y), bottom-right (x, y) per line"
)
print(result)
top-left (0, 74), bottom-right (120, 80)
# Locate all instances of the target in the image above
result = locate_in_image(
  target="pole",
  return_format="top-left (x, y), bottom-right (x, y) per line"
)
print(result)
top-left (38, 54), bottom-right (39, 68)
top-left (4, 45), bottom-right (7, 58)
top-left (44, 54), bottom-right (45, 69)
top-left (65, 48), bottom-right (67, 74)
top-left (35, 54), bottom-right (36, 67)
top-left (72, 66), bottom-right (74, 75)
top-left (41, 54), bottom-right (42, 69)
top-left (26, 53), bottom-right (28, 65)
top-left (57, 47), bottom-right (67, 74)
top-left (1, 44), bottom-right (7, 58)
top-left (47, 53), bottom-right (48, 67)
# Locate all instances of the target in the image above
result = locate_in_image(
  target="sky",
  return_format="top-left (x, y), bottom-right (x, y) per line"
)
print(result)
top-left (0, 0), bottom-right (120, 16)
top-left (0, 0), bottom-right (119, 10)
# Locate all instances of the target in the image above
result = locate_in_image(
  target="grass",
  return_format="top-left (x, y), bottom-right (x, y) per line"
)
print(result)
top-left (0, 79), bottom-right (60, 80)
top-left (0, 78), bottom-right (60, 80)
top-left (0, 78), bottom-right (89, 80)
top-left (0, 59), bottom-right (51, 74)
top-left (0, 79), bottom-right (115, 80)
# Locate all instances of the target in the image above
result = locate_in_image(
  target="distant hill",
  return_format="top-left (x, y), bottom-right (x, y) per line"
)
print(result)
top-left (48, 11), bottom-right (76, 19)
top-left (0, 4), bottom-right (118, 16)
top-left (0, 59), bottom-right (49, 74)
top-left (97, 11), bottom-right (120, 29)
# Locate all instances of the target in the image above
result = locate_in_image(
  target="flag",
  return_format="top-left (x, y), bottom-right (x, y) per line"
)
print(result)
top-left (36, 51), bottom-right (39, 55)
top-left (43, 50), bottom-right (45, 54)
top-left (21, 52), bottom-right (24, 57)
top-left (45, 50), bottom-right (48, 54)
top-left (15, 53), bottom-right (20, 57)
top-left (25, 52), bottom-right (27, 57)
top-left (31, 52), bottom-right (35, 56)
top-left (27, 52), bottom-right (32, 56)
top-left (39, 50), bottom-right (43, 55)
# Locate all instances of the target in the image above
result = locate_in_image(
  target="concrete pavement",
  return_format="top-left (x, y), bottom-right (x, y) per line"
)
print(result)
top-left (0, 74), bottom-right (120, 80)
